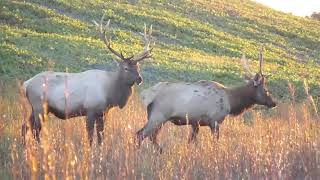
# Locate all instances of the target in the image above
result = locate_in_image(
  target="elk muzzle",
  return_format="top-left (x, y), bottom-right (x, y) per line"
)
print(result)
top-left (135, 76), bottom-right (143, 85)
top-left (266, 99), bottom-right (277, 108)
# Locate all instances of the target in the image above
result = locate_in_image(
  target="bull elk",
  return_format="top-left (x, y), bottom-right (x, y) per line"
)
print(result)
top-left (22, 15), bottom-right (154, 145)
top-left (137, 50), bottom-right (276, 151)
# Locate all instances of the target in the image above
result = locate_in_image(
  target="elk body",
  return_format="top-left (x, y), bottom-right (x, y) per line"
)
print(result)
top-left (22, 15), bottom-right (154, 145)
top-left (137, 52), bottom-right (276, 151)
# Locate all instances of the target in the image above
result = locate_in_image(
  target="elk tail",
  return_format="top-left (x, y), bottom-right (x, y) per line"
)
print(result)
top-left (140, 82), bottom-right (167, 107)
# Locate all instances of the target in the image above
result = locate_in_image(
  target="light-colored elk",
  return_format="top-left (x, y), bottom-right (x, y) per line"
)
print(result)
top-left (22, 15), bottom-right (154, 145)
top-left (137, 50), bottom-right (276, 151)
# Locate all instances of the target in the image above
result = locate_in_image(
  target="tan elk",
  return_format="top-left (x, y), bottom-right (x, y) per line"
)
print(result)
top-left (137, 51), bottom-right (276, 151)
top-left (22, 15), bottom-right (154, 145)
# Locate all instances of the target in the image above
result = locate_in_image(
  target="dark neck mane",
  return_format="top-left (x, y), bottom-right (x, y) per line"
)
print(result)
top-left (227, 82), bottom-right (256, 116)
top-left (109, 70), bottom-right (134, 109)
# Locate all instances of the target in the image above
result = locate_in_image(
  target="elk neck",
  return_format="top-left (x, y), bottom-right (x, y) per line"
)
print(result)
top-left (227, 82), bottom-right (256, 116)
top-left (108, 70), bottom-right (134, 109)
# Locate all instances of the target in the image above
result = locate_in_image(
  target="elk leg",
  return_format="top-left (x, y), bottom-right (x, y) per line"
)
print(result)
top-left (21, 123), bottom-right (27, 145)
top-left (188, 124), bottom-right (199, 143)
top-left (136, 112), bottom-right (166, 148)
top-left (136, 128), bottom-right (144, 147)
top-left (149, 127), bottom-right (163, 153)
top-left (95, 113), bottom-right (104, 145)
top-left (29, 111), bottom-right (42, 143)
top-left (209, 121), bottom-right (220, 140)
top-left (21, 111), bottom-right (34, 144)
top-left (86, 112), bottom-right (95, 146)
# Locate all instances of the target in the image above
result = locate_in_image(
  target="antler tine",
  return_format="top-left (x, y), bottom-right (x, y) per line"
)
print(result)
top-left (139, 24), bottom-right (151, 51)
top-left (240, 54), bottom-right (255, 77)
top-left (143, 23), bottom-right (147, 42)
top-left (143, 24), bottom-right (153, 45)
top-left (132, 24), bottom-right (154, 63)
top-left (149, 24), bottom-right (153, 37)
top-left (259, 47), bottom-right (263, 74)
top-left (93, 15), bottom-right (126, 61)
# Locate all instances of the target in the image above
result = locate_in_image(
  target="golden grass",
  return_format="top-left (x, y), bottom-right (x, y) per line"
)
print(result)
top-left (0, 92), bottom-right (319, 179)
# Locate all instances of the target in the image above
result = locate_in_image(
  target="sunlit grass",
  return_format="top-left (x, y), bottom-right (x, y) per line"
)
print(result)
top-left (0, 87), bottom-right (319, 179)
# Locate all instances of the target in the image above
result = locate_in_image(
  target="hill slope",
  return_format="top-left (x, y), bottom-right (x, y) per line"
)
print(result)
top-left (0, 0), bottom-right (319, 101)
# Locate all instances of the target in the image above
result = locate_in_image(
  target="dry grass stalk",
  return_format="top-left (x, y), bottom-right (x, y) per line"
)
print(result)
top-left (303, 79), bottom-right (319, 120)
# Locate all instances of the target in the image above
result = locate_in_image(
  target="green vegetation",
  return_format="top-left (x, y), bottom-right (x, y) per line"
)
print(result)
top-left (0, 1), bottom-right (319, 178)
top-left (0, 0), bottom-right (319, 101)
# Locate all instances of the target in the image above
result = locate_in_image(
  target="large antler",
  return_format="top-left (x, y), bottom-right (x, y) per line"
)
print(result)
top-left (132, 24), bottom-right (154, 63)
top-left (93, 15), bottom-right (127, 61)
top-left (93, 14), bottom-right (154, 63)
top-left (240, 54), bottom-right (255, 77)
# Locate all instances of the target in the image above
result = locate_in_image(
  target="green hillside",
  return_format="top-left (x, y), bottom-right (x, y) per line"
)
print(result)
top-left (0, 0), bottom-right (319, 102)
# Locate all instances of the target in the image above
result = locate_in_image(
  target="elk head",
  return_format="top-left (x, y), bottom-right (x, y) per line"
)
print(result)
top-left (93, 15), bottom-right (153, 86)
top-left (241, 49), bottom-right (277, 108)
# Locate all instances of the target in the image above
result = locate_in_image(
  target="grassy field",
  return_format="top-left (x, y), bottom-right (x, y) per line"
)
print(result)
top-left (0, 92), bottom-right (319, 179)
top-left (0, 0), bottom-right (319, 179)
top-left (1, 0), bottom-right (320, 100)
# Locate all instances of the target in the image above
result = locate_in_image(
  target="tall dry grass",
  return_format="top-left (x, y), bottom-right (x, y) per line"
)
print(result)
top-left (0, 86), bottom-right (319, 179)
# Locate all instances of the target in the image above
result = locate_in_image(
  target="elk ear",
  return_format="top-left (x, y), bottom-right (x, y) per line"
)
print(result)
top-left (253, 74), bottom-right (262, 86)
top-left (113, 59), bottom-right (120, 66)
top-left (253, 80), bottom-right (260, 86)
